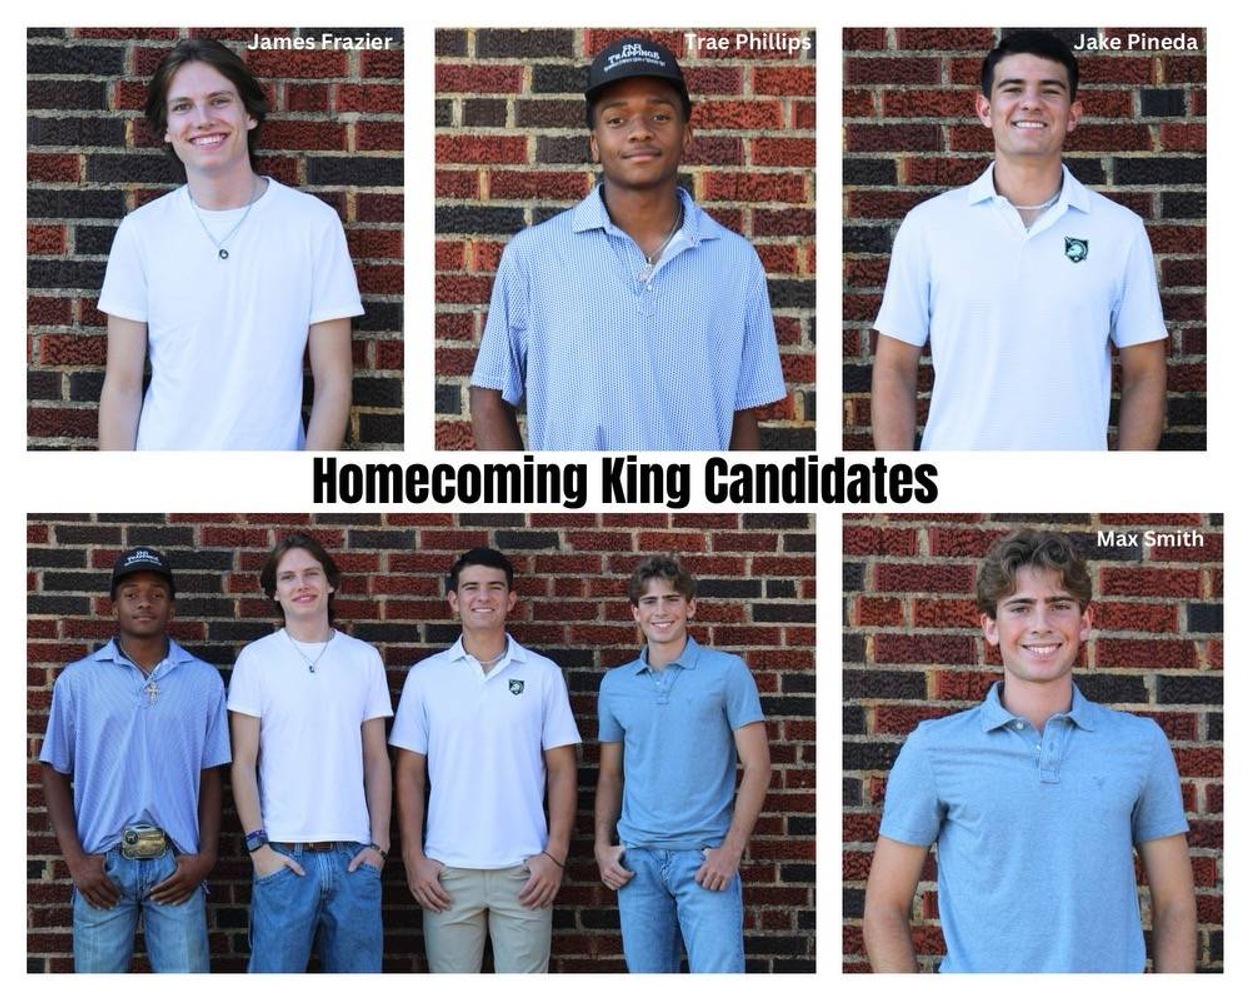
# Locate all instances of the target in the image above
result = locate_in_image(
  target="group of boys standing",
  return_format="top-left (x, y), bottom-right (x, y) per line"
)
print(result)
top-left (39, 538), bottom-right (770, 974)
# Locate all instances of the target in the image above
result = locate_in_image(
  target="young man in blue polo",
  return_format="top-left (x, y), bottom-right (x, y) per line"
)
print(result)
top-left (863, 529), bottom-right (1196, 972)
top-left (871, 30), bottom-right (1168, 450)
top-left (470, 36), bottom-right (786, 451)
top-left (40, 547), bottom-right (230, 972)
top-left (594, 555), bottom-right (771, 972)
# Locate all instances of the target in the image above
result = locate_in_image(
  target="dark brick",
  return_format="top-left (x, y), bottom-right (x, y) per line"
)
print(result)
top-left (28, 116), bottom-right (125, 147)
top-left (1187, 603), bottom-right (1222, 633)
top-left (494, 530), bottom-right (559, 550)
top-left (536, 136), bottom-right (589, 165)
top-left (782, 673), bottom-right (815, 694)
top-left (434, 99), bottom-right (453, 127)
top-left (307, 156), bottom-right (403, 186)
top-left (28, 260), bottom-right (108, 291)
top-left (1167, 396), bottom-right (1206, 427)
top-left (347, 530), bottom-right (415, 548)
top-left (28, 79), bottom-right (107, 109)
top-left (28, 189), bottom-right (126, 220)
top-left (843, 157), bottom-right (897, 186)
top-left (761, 427), bottom-right (815, 451)
top-left (434, 383), bottom-right (461, 415)
top-left (844, 561), bottom-right (864, 591)
top-left (844, 739), bottom-right (901, 770)
top-left (86, 154), bottom-right (181, 183)
top-left (358, 412), bottom-right (403, 446)
top-left (697, 578), bottom-right (762, 598)
top-left (842, 225), bottom-right (893, 254)
top-left (28, 595), bottom-right (91, 616)
top-left (434, 30), bottom-right (466, 56)
top-left (844, 776), bottom-right (862, 807)
top-left (768, 279), bottom-right (815, 309)
top-left (843, 363), bottom-right (872, 393)
top-left (844, 887), bottom-right (865, 919)
top-left (516, 99), bottom-right (583, 129)
top-left (787, 816), bottom-right (816, 837)
top-left (844, 704), bottom-right (866, 735)
top-left (759, 695), bottom-right (813, 717)
top-left (357, 303), bottom-right (402, 333)
top-left (27, 43), bottom-right (125, 75)
top-left (73, 224), bottom-right (118, 255)
top-left (843, 669), bottom-right (927, 700)
top-left (476, 29), bottom-right (573, 59)
top-left (532, 64), bottom-right (587, 95)
top-left (354, 623), bottom-right (418, 644)
top-left (351, 376), bottom-right (403, 408)
top-left (28, 370), bottom-right (60, 401)
top-left (744, 514), bottom-right (809, 530)
top-left (1208, 712), bottom-right (1222, 741)
top-left (1113, 157), bottom-right (1206, 185)
top-left (435, 205), bottom-right (526, 235)
top-left (462, 99), bottom-right (507, 127)
top-left (1141, 89), bottom-right (1187, 116)
top-left (766, 580), bottom-right (796, 599)
top-left (68, 372), bottom-right (105, 403)
top-left (782, 533), bottom-right (815, 553)
top-left (1162, 192), bottom-right (1207, 218)
top-left (1078, 672), bottom-right (1149, 704)
top-left (1157, 675), bottom-right (1222, 705)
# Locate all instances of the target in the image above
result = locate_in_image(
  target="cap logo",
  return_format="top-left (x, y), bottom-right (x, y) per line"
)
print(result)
top-left (607, 43), bottom-right (665, 72)
top-left (124, 549), bottom-right (160, 567)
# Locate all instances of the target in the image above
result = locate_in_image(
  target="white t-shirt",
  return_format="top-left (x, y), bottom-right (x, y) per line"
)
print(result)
top-left (874, 163), bottom-right (1167, 450)
top-left (389, 635), bottom-right (581, 868)
top-left (98, 179), bottom-right (364, 450)
top-left (227, 628), bottom-right (393, 842)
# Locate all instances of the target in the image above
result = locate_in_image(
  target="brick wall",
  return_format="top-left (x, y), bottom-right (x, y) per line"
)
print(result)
top-left (27, 512), bottom-right (815, 972)
top-left (842, 513), bottom-right (1223, 971)
top-left (434, 27), bottom-right (816, 450)
top-left (27, 27), bottom-right (404, 450)
top-left (842, 27), bottom-right (1207, 450)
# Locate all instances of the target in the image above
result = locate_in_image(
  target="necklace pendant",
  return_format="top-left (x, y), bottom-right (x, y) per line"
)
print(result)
top-left (144, 680), bottom-right (159, 703)
top-left (218, 248), bottom-right (229, 260)
top-left (637, 264), bottom-right (653, 282)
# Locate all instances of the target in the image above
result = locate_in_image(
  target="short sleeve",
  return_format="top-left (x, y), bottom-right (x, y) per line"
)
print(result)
top-left (470, 245), bottom-right (528, 405)
top-left (39, 671), bottom-right (76, 773)
top-left (202, 671), bottom-right (232, 768)
top-left (541, 663), bottom-right (581, 750)
top-left (389, 664), bottom-right (429, 753)
top-left (597, 673), bottom-right (625, 743)
top-left (1131, 721), bottom-right (1189, 844)
top-left (724, 657), bottom-right (766, 730)
top-left (308, 206), bottom-right (364, 325)
top-left (873, 210), bottom-right (932, 348)
top-left (362, 646), bottom-right (394, 721)
top-left (1110, 220), bottom-right (1167, 349)
top-left (878, 726), bottom-right (944, 848)
top-left (97, 215), bottom-right (149, 322)
top-left (733, 265), bottom-right (786, 410)
top-left (226, 646), bottom-right (262, 718)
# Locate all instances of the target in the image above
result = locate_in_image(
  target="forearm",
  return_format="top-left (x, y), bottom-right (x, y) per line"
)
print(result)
top-left (544, 757), bottom-right (577, 862)
top-left (395, 756), bottom-right (429, 862)
top-left (722, 757), bottom-right (770, 856)
top-left (871, 367), bottom-right (918, 450)
top-left (728, 408), bottom-right (761, 450)
top-left (593, 770), bottom-right (623, 849)
top-left (97, 379), bottom-right (142, 450)
top-left (196, 767), bottom-right (222, 861)
top-left (470, 387), bottom-right (524, 450)
top-left (1117, 375), bottom-right (1166, 450)
top-left (863, 906), bottom-right (920, 973)
top-left (1151, 898), bottom-right (1197, 972)
top-left (305, 376), bottom-right (352, 450)
top-left (41, 765), bottom-right (87, 864)
top-left (230, 757), bottom-right (265, 834)
top-left (363, 752), bottom-right (392, 851)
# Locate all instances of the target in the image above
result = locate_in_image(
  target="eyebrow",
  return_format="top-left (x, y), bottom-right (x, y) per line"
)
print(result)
top-left (995, 76), bottom-right (1069, 93)
top-left (168, 89), bottom-right (234, 106)
top-left (1002, 594), bottom-right (1077, 605)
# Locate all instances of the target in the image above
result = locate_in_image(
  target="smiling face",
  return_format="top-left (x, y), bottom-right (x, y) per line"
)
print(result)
top-left (975, 53), bottom-right (1080, 164)
top-left (273, 547), bottom-right (334, 627)
top-left (632, 576), bottom-right (695, 652)
top-left (163, 60), bottom-right (256, 177)
top-left (982, 566), bottom-right (1091, 690)
top-left (589, 77), bottom-right (692, 194)
top-left (113, 571), bottom-right (173, 642)
top-left (448, 563), bottom-right (516, 636)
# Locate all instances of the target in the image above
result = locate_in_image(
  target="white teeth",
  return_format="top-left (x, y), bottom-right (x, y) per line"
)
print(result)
top-left (1026, 644), bottom-right (1060, 655)
top-left (1014, 122), bottom-right (1045, 129)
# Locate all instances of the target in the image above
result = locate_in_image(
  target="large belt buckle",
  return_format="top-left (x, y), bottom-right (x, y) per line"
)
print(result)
top-left (121, 824), bottom-right (167, 860)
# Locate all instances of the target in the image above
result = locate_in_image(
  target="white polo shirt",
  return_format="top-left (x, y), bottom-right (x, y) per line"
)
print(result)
top-left (874, 162), bottom-right (1167, 450)
top-left (389, 635), bottom-right (580, 869)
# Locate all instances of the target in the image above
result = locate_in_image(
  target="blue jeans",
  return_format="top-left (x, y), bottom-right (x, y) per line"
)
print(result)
top-left (248, 842), bottom-right (382, 973)
top-left (616, 846), bottom-right (744, 973)
top-left (73, 846), bottom-right (209, 973)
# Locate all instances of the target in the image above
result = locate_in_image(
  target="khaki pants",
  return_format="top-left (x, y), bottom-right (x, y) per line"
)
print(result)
top-left (423, 863), bottom-right (552, 973)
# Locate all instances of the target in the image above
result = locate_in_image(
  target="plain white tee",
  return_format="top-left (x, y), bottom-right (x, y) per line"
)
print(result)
top-left (874, 163), bottom-right (1167, 450)
top-left (389, 635), bottom-right (581, 868)
top-left (227, 628), bottom-right (393, 842)
top-left (99, 179), bottom-right (364, 450)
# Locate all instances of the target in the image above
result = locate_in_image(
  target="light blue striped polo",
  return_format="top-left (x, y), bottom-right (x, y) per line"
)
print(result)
top-left (880, 681), bottom-right (1189, 972)
top-left (40, 638), bottom-right (231, 855)
top-left (471, 185), bottom-right (786, 450)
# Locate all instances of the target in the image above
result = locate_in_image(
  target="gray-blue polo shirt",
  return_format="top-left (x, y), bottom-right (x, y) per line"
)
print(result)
top-left (880, 682), bottom-right (1188, 972)
top-left (40, 638), bottom-right (231, 855)
top-left (598, 637), bottom-right (764, 850)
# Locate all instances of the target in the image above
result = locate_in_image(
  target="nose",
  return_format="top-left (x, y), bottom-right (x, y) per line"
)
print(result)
top-left (627, 114), bottom-right (655, 140)
top-left (190, 101), bottom-right (214, 127)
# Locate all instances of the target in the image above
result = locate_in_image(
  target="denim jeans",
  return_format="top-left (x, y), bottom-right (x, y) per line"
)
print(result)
top-left (248, 842), bottom-right (382, 973)
top-left (73, 846), bottom-right (210, 973)
top-left (616, 846), bottom-right (744, 973)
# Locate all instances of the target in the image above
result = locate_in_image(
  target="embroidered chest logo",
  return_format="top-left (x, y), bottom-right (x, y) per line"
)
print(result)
top-left (1064, 236), bottom-right (1089, 263)
top-left (509, 679), bottom-right (525, 696)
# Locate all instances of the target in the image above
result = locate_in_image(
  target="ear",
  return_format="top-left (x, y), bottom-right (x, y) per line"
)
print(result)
top-left (980, 612), bottom-right (1000, 647)
top-left (589, 133), bottom-right (601, 164)
top-left (164, 129), bottom-right (172, 144)
top-left (447, 590), bottom-right (460, 617)
top-left (1078, 604), bottom-right (1092, 642)
top-left (1066, 98), bottom-right (1082, 135)
top-left (630, 603), bottom-right (641, 624)
top-left (680, 121), bottom-right (693, 157)
top-left (506, 590), bottom-right (517, 613)
top-left (974, 92), bottom-right (993, 128)
top-left (687, 597), bottom-right (697, 619)
top-left (247, 117), bottom-right (257, 131)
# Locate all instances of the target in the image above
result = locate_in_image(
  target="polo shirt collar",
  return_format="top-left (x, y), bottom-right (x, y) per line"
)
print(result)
top-left (632, 635), bottom-right (701, 675)
top-left (979, 679), bottom-right (1097, 732)
top-left (969, 161), bottom-right (1091, 215)
top-left (94, 636), bottom-right (191, 672)
top-left (448, 633), bottom-right (526, 669)
top-left (572, 185), bottom-right (723, 245)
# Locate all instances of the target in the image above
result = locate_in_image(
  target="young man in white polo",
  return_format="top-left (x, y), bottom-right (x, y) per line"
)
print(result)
top-left (228, 533), bottom-right (392, 972)
top-left (391, 547), bottom-right (579, 972)
top-left (871, 30), bottom-right (1167, 450)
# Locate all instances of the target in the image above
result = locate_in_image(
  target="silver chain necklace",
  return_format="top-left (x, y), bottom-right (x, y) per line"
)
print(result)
top-left (285, 627), bottom-right (335, 674)
top-left (188, 176), bottom-right (262, 260)
top-left (637, 202), bottom-right (685, 282)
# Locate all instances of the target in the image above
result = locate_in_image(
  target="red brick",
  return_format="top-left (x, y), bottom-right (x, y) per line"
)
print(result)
top-left (1078, 57), bottom-right (1155, 85)
top-left (637, 531), bottom-right (707, 553)
top-left (846, 124), bottom-right (942, 153)
top-left (875, 563), bottom-right (976, 594)
top-left (875, 634), bottom-right (976, 665)
top-left (913, 598), bottom-right (979, 629)
top-left (902, 157), bottom-right (984, 187)
top-left (750, 137), bottom-right (814, 166)
top-left (1095, 638), bottom-right (1196, 670)
top-left (436, 135), bottom-right (528, 165)
top-left (844, 89), bottom-right (875, 118)
top-left (1162, 56), bottom-right (1205, 84)
top-left (28, 153), bottom-right (80, 184)
top-left (286, 83), bottom-right (330, 112)
top-left (750, 556), bottom-right (813, 577)
top-left (27, 406), bottom-right (97, 439)
top-left (434, 346), bottom-right (477, 377)
top-left (435, 312), bottom-right (476, 341)
top-left (697, 99), bottom-right (784, 129)
top-left (470, 240), bottom-right (505, 273)
top-left (1160, 123), bottom-right (1206, 151)
top-left (375, 340), bottom-right (404, 370)
top-left (1174, 748), bottom-right (1222, 778)
top-left (434, 240), bottom-right (465, 271)
top-left (27, 225), bottom-right (66, 256)
top-left (874, 705), bottom-right (953, 734)
top-left (753, 244), bottom-right (798, 274)
top-left (247, 51), bottom-right (348, 80)
top-left (357, 264), bottom-right (402, 295)
top-left (754, 65), bottom-right (814, 96)
top-left (1089, 600), bottom-right (1178, 633)
top-left (357, 193), bottom-right (403, 223)
top-left (337, 83), bottom-right (403, 114)
top-left (488, 170), bottom-right (590, 200)
top-left (435, 64), bottom-right (524, 94)
top-left (257, 120), bottom-right (346, 151)
top-left (895, 28), bottom-right (996, 50)
top-left (845, 56), bottom-right (941, 85)
top-left (362, 51), bottom-right (403, 80)
top-left (1100, 567), bottom-right (1202, 598)
top-left (37, 334), bottom-right (106, 367)
top-left (28, 297), bottom-right (73, 327)
top-left (685, 135), bottom-right (745, 166)
top-left (1079, 90), bottom-right (1135, 117)
top-left (348, 228), bottom-right (403, 260)
top-left (793, 101), bottom-right (815, 130)
top-left (683, 66), bottom-right (743, 95)
top-left (846, 190), bottom-right (928, 219)
top-left (436, 169), bottom-right (479, 199)
top-left (843, 294), bottom-right (880, 321)
top-left (357, 122), bottom-right (404, 151)
top-left (882, 90), bottom-right (976, 118)
top-left (843, 28), bottom-right (886, 50)
top-left (753, 208), bottom-right (814, 237)
top-left (704, 171), bottom-right (806, 204)
top-left (434, 275), bottom-right (491, 305)
top-left (933, 670), bottom-right (998, 701)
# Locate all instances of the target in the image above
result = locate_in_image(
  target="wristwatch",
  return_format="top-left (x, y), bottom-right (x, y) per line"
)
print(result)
top-left (245, 828), bottom-right (269, 853)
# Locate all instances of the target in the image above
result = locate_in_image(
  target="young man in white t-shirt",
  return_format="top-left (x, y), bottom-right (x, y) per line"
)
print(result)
top-left (228, 534), bottom-right (392, 972)
top-left (391, 547), bottom-right (579, 972)
top-left (98, 38), bottom-right (360, 450)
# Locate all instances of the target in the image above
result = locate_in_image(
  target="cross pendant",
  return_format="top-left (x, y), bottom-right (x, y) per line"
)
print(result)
top-left (144, 680), bottom-right (159, 704)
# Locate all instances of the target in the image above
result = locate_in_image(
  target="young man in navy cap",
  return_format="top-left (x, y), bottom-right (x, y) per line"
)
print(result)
top-left (40, 547), bottom-right (230, 972)
top-left (471, 35), bottom-right (785, 451)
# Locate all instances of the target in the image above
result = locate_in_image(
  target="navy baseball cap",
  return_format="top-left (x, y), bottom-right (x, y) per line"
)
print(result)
top-left (111, 546), bottom-right (176, 596)
top-left (585, 36), bottom-right (690, 125)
